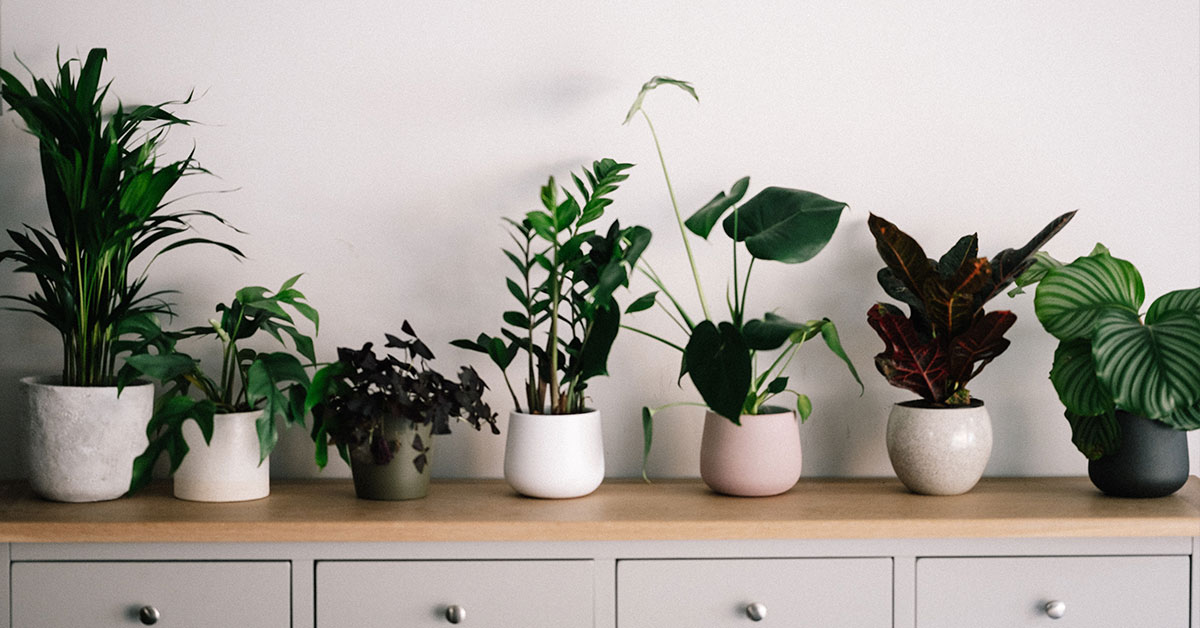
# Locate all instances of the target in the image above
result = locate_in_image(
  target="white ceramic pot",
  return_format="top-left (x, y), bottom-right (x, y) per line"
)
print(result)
top-left (173, 410), bottom-right (270, 502)
top-left (22, 376), bottom-right (154, 502)
top-left (886, 400), bottom-right (992, 496)
top-left (504, 409), bottom-right (604, 499)
top-left (700, 408), bottom-right (802, 497)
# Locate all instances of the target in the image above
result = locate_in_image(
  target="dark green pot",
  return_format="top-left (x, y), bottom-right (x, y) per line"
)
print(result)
top-left (349, 419), bottom-right (433, 501)
top-left (1088, 411), bottom-right (1189, 498)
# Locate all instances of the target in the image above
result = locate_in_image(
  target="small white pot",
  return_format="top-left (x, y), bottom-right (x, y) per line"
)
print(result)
top-left (173, 410), bottom-right (270, 502)
top-left (504, 409), bottom-right (604, 499)
top-left (22, 376), bottom-right (154, 502)
top-left (886, 400), bottom-right (992, 496)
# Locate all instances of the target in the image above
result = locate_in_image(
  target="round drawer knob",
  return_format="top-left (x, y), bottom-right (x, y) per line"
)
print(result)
top-left (445, 604), bottom-right (466, 624)
top-left (1044, 600), bottom-right (1067, 619)
top-left (138, 606), bottom-right (161, 625)
top-left (745, 602), bottom-right (767, 621)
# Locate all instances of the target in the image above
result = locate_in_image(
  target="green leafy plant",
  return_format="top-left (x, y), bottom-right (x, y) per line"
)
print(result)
top-left (866, 211), bottom-right (1075, 406)
top-left (453, 159), bottom-right (651, 415)
top-left (121, 275), bottom-right (319, 493)
top-left (308, 322), bottom-right (499, 470)
top-left (1019, 245), bottom-right (1200, 459)
top-left (0, 48), bottom-right (241, 387)
top-left (623, 76), bottom-right (863, 470)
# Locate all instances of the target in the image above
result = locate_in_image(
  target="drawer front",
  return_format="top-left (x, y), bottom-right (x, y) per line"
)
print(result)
top-left (11, 561), bottom-right (291, 628)
top-left (316, 560), bottom-right (594, 628)
top-left (617, 558), bottom-right (892, 628)
top-left (916, 555), bottom-right (1190, 627)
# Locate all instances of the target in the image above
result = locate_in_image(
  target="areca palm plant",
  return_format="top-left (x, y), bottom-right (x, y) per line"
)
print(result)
top-left (0, 49), bottom-right (241, 387)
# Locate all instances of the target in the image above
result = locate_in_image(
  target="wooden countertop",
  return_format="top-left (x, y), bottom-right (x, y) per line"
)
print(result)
top-left (1, 477), bottom-right (1198, 543)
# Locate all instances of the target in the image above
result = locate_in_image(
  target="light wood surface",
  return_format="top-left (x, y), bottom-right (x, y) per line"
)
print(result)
top-left (1, 477), bottom-right (1197, 543)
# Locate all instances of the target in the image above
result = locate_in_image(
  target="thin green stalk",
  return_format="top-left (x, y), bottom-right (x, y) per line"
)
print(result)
top-left (639, 109), bottom-right (711, 321)
top-left (738, 257), bottom-right (756, 324)
top-left (638, 261), bottom-right (695, 329)
top-left (620, 324), bottom-right (686, 353)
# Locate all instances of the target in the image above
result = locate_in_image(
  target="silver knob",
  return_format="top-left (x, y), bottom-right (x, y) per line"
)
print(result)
top-left (138, 606), bottom-right (160, 625)
top-left (445, 604), bottom-right (466, 624)
top-left (1044, 600), bottom-right (1067, 619)
top-left (745, 602), bottom-right (767, 621)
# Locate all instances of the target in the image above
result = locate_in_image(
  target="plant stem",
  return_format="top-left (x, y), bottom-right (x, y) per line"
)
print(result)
top-left (620, 325), bottom-right (686, 353)
top-left (638, 261), bottom-right (694, 330)
top-left (739, 257), bottom-right (756, 323)
top-left (639, 109), bottom-right (711, 321)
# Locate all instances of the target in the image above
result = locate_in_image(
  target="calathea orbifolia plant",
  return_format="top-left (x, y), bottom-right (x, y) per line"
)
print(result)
top-left (1014, 245), bottom-right (1200, 459)
top-left (307, 322), bottom-right (499, 470)
top-left (865, 211), bottom-right (1075, 406)
top-left (623, 77), bottom-right (862, 469)
top-left (121, 275), bottom-right (319, 493)
top-left (453, 159), bottom-right (651, 415)
top-left (0, 49), bottom-right (241, 387)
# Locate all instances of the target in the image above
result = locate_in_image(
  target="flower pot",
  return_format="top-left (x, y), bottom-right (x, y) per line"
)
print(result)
top-left (1088, 411), bottom-right (1189, 498)
top-left (22, 376), bottom-right (154, 502)
top-left (173, 410), bottom-right (270, 502)
top-left (886, 400), bottom-right (992, 496)
top-left (349, 418), bottom-right (433, 501)
top-left (504, 409), bottom-right (604, 499)
top-left (700, 408), bottom-right (802, 497)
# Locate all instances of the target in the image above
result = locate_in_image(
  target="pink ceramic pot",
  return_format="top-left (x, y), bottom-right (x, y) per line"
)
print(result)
top-left (699, 408), bottom-right (802, 496)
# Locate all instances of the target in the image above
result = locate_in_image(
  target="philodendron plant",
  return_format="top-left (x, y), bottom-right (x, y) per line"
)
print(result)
top-left (866, 211), bottom-right (1075, 406)
top-left (1017, 245), bottom-right (1200, 458)
top-left (0, 49), bottom-right (241, 387)
top-left (453, 158), bottom-right (651, 415)
top-left (121, 275), bottom-right (319, 493)
top-left (624, 77), bottom-right (862, 467)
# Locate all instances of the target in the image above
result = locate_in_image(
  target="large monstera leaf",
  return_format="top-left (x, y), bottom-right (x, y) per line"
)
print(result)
top-left (1034, 252), bottom-right (1144, 340)
top-left (867, 303), bottom-right (946, 402)
top-left (1092, 308), bottom-right (1200, 420)
top-left (721, 187), bottom-right (847, 263)
top-left (684, 321), bottom-right (752, 423)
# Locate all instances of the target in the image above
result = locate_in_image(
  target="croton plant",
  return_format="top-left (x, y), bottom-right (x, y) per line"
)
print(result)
top-left (866, 211), bottom-right (1075, 406)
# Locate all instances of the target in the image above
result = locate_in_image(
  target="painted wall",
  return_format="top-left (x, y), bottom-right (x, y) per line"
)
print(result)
top-left (1, 1), bottom-right (1197, 481)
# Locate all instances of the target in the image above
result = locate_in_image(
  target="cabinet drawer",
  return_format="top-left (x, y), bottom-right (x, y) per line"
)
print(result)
top-left (617, 558), bottom-right (892, 628)
top-left (916, 555), bottom-right (1190, 627)
top-left (11, 561), bottom-right (290, 628)
top-left (316, 560), bottom-right (593, 628)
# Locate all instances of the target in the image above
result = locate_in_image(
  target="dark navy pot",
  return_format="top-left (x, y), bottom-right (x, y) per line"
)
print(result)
top-left (1088, 411), bottom-right (1189, 498)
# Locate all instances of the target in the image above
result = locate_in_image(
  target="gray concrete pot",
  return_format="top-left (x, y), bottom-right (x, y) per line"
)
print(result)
top-left (1088, 411), bottom-right (1189, 498)
top-left (22, 376), bottom-right (153, 502)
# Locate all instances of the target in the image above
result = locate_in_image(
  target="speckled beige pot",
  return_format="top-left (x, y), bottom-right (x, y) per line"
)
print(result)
top-left (886, 400), bottom-right (991, 496)
top-left (22, 376), bottom-right (153, 502)
top-left (700, 408), bottom-right (802, 497)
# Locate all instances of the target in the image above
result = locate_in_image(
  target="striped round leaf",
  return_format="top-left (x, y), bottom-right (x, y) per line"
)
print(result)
top-left (1034, 253), bottom-right (1143, 340)
top-left (1093, 308), bottom-right (1200, 419)
top-left (1160, 399), bottom-right (1200, 430)
top-left (1064, 410), bottom-right (1121, 460)
top-left (1050, 338), bottom-right (1113, 417)
top-left (1146, 288), bottom-right (1200, 324)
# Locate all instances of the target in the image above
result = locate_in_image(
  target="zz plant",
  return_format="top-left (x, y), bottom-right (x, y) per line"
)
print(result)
top-left (624, 77), bottom-right (862, 468)
top-left (866, 211), bottom-right (1074, 406)
top-left (1018, 245), bottom-right (1200, 458)
top-left (0, 49), bottom-right (241, 387)
top-left (454, 159), bottom-right (651, 415)
top-left (121, 275), bottom-right (319, 493)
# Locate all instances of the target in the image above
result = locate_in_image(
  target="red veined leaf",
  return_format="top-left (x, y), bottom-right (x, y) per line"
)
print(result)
top-left (946, 310), bottom-right (1016, 389)
top-left (867, 303), bottom-right (947, 403)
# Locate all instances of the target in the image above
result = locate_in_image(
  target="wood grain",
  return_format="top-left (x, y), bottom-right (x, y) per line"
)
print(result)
top-left (1, 477), bottom-right (1197, 543)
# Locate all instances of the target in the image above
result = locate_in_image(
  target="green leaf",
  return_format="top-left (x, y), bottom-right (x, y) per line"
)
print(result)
top-left (1034, 252), bottom-right (1144, 340)
top-left (1009, 251), bottom-right (1063, 297)
top-left (1065, 410), bottom-right (1121, 460)
top-left (625, 291), bottom-right (658, 314)
top-left (1050, 338), bottom-right (1114, 417)
top-left (1161, 398), bottom-right (1200, 430)
top-left (578, 304), bottom-right (620, 381)
top-left (819, 320), bottom-right (863, 394)
top-left (767, 376), bottom-right (788, 394)
top-left (743, 314), bottom-right (824, 351)
top-left (623, 76), bottom-right (697, 125)
top-left (1092, 308), bottom-right (1200, 419)
top-left (641, 406), bottom-right (654, 481)
top-left (124, 352), bottom-right (198, 382)
top-left (685, 177), bottom-right (750, 238)
top-left (936, 234), bottom-right (979, 280)
top-left (1146, 288), bottom-right (1200, 324)
top-left (526, 211), bottom-right (556, 241)
top-left (685, 321), bottom-right (751, 423)
top-left (506, 278), bottom-right (529, 307)
top-left (723, 188), bottom-right (846, 263)
top-left (795, 394), bottom-right (813, 423)
top-left (503, 311), bottom-right (530, 328)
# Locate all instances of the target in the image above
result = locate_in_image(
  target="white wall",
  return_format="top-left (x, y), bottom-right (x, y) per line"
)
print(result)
top-left (1, 1), bottom-right (1197, 481)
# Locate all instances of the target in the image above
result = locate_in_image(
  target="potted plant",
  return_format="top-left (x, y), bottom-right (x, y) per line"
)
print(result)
top-left (309, 322), bottom-right (499, 501)
top-left (0, 49), bottom-right (241, 502)
top-left (454, 158), bottom-right (651, 498)
top-left (622, 77), bottom-right (862, 497)
top-left (121, 275), bottom-right (318, 501)
top-left (866, 211), bottom-right (1075, 495)
top-left (1018, 245), bottom-right (1199, 497)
